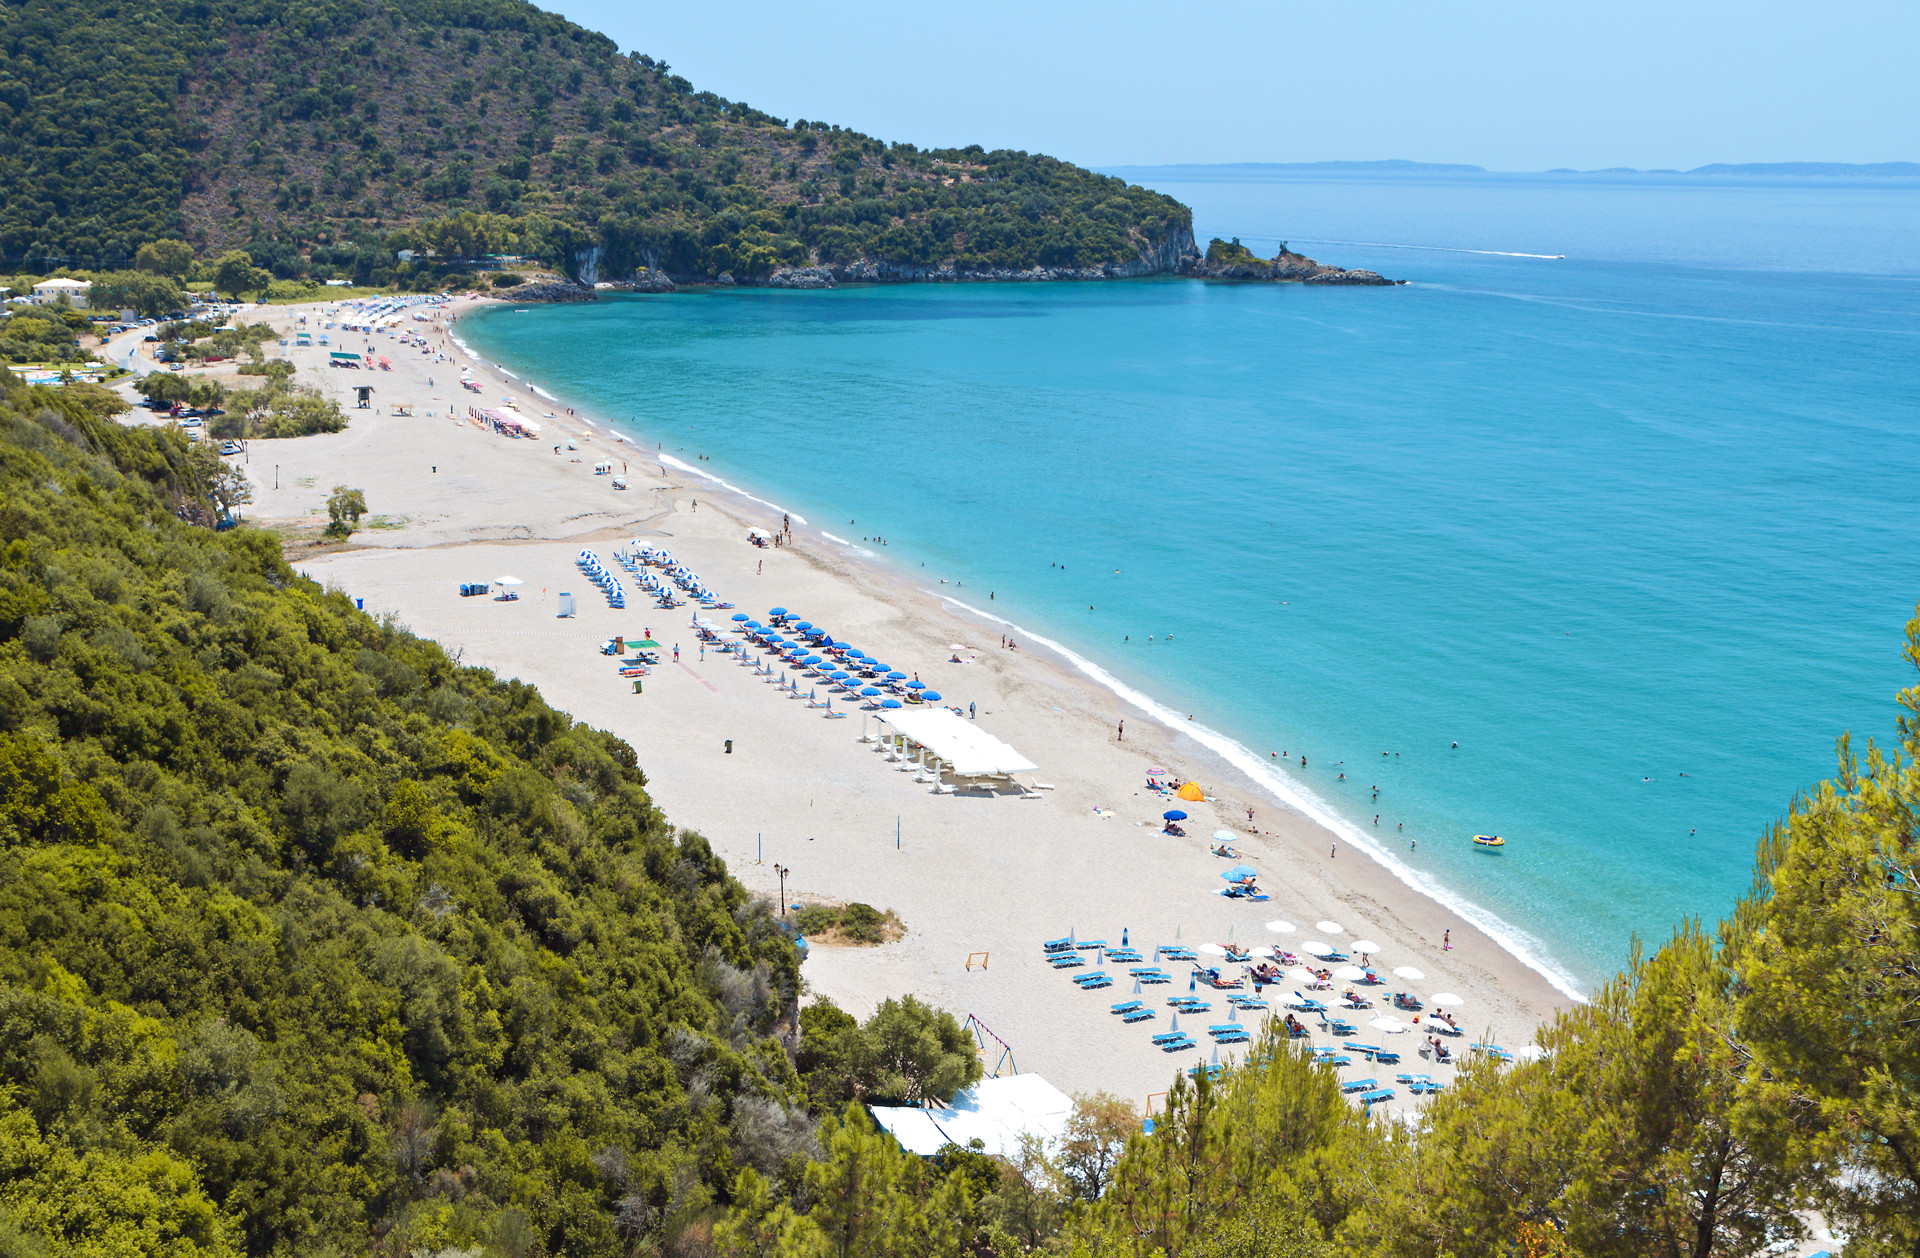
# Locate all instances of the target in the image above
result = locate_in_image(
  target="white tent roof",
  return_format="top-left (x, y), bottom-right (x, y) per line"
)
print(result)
top-left (869, 1074), bottom-right (1073, 1158)
top-left (881, 707), bottom-right (1036, 777)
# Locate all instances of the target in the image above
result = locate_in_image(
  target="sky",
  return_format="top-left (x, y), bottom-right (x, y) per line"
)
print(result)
top-left (543, 0), bottom-right (1916, 171)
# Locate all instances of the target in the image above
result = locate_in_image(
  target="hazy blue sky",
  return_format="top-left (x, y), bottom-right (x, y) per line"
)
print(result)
top-left (545, 0), bottom-right (1915, 171)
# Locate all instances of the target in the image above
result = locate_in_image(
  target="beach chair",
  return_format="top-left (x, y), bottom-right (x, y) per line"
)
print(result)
top-left (1158, 1035), bottom-right (1198, 1053)
top-left (1135, 970), bottom-right (1172, 985)
top-left (1122, 1007), bottom-right (1157, 1024)
top-left (1074, 939), bottom-right (1107, 951)
top-left (1229, 996), bottom-right (1269, 1011)
top-left (1042, 937), bottom-right (1073, 953)
top-left (1412, 1080), bottom-right (1445, 1095)
top-left (1325, 1018), bottom-right (1357, 1037)
top-left (1339, 1078), bottom-right (1378, 1094)
top-left (1150, 1029), bottom-right (1188, 1045)
top-left (1167, 998), bottom-right (1211, 1013)
top-left (1207, 1023), bottom-right (1252, 1039)
top-left (1157, 946), bottom-right (1197, 962)
top-left (1071, 970), bottom-right (1110, 987)
top-left (1374, 1049), bottom-right (1402, 1065)
top-left (1358, 1088), bottom-right (1396, 1106)
top-left (1048, 952), bottom-right (1085, 969)
top-left (1109, 1000), bottom-right (1144, 1015)
top-left (1347, 1043), bottom-right (1382, 1061)
top-left (1106, 948), bottom-right (1143, 963)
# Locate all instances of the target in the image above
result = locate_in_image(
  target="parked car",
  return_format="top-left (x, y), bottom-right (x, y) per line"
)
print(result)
top-left (142, 334), bottom-right (159, 342)
top-left (220, 441), bottom-right (241, 455)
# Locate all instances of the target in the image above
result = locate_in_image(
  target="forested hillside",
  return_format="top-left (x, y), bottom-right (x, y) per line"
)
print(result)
top-left (0, 0), bottom-right (1193, 283)
top-left (0, 374), bottom-right (822, 1256)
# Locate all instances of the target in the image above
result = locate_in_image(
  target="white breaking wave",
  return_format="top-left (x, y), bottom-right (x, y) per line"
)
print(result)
top-left (655, 452), bottom-right (809, 526)
top-left (928, 591), bottom-right (1590, 1003)
top-left (529, 384), bottom-right (557, 400)
top-left (820, 531), bottom-right (851, 545)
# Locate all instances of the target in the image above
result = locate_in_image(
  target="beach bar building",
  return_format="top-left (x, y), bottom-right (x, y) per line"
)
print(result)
top-left (30, 277), bottom-right (91, 307)
top-left (875, 708), bottom-right (1036, 783)
top-left (869, 1075), bottom-right (1072, 1157)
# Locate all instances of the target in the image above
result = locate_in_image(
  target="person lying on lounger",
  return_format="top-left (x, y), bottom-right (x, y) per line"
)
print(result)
top-left (1210, 842), bottom-right (1238, 858)
top-left (1224, 943), bottom-right (1250, 962)
top-left (1164, 822), bottom-right (1187, 836)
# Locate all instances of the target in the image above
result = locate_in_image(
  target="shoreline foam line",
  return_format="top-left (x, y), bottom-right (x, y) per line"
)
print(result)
top-left (654, 452), bottom-right (809, 527)
top-left (928, 589), bottom-right (1590, 1004)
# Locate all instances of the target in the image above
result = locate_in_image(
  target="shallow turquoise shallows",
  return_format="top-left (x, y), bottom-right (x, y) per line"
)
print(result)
top-left (460, 172), bottom-right (1920, 996)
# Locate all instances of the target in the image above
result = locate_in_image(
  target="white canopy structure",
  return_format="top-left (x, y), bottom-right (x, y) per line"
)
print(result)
top-left (869, 1075), bottom-right (1073, 1158)
top-left (879, 708), bottom-right (1036, 777)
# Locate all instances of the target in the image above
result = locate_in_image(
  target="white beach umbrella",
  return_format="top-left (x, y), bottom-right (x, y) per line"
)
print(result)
top-left (496, 576), bottom-right (522, 586)
top-left (1429, 992), bottom-right (1464, 1007)
top-left (1286, 967), bottom-right (1317, 983)
top-left (1392, 966), bottom-right (1426, 981)
top-left (1265, 920), bottom-right (1296, 934)
top-left (1513, 1046), bottom-right (1549, 1063)
top-left (1349, 939), bottom-right (1382, 954)
top-left (1197, 943), bottom-right (1229, 958)
top-left (1316, 920), bottom-right (1344, 935)
top-left (1369, 1015), bottom-right (1412, 1035)
top-left (1249, 946), bottom-right (1275, 959)
top-left (1333, 965), bottom-right (1368, 981)
top-left (1302, 941), bottom-right (1336, 957)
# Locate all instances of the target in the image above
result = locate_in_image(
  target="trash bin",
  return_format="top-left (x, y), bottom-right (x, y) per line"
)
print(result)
top-left (725, 739), bottom-right (733, 754)
top-left (632, 679), bottom-right (642, 694)
top-left (557, 592), bottom-right (575, 617)
top-left (355, 597), bottom-right (363, 610)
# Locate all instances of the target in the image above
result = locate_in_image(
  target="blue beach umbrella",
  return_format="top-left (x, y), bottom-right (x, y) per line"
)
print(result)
top-left (845, 649), bottom-right (866, 661)
top-left (830, 671), bottom-right (850, 681)
top-left (921, 691), bottom-right (942, 702)
top-left (861, 687), bottom-right (881, 696)
top-left (1220, 865), bottom-right (1258, 881)
top-left (731, 613), bottom-right (749, 622)
top-left (796, 621), bottom-right (812, 631)
top-left (880, 698), bottom-right (902, 709)
top-left (1164, 810), bottom-right (1188, 821)
top-left (769, 607), bottom-right (787, 617)
top-left (887, 671), bottom-right (907, 681)
top-left (907, 680), bottom-right (926, 690)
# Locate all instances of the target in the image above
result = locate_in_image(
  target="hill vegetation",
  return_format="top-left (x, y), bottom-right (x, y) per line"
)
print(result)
top-left (0, 373), bottom-right (986, 1256)
top-left (1, 0), bottom-right (1192, 285)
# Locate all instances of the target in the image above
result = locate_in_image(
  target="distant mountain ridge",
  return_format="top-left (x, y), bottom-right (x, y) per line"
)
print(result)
top-left (1107, 160), bottom-right (1920, 178)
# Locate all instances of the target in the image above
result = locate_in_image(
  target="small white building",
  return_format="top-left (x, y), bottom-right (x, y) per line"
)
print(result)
top-left (30, 277), bottom-right (91, 308)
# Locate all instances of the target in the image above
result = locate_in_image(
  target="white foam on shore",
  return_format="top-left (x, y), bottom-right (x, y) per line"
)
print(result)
top-left (929, 590), bottom-right (1590, 1004)
top-left (820, 531), bottom-right (850, 545)
top-left (656, 452), bottom-right (809, 526)
top-left (530, 384), bottom-right (557, 400)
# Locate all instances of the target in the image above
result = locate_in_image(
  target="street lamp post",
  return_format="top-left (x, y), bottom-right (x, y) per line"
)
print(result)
top-left (774, 864), bottom-right (789, 916)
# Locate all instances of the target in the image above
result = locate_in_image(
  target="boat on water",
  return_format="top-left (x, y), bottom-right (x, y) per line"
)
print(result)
top-left (1471, 834), bottom-right (1506, 849)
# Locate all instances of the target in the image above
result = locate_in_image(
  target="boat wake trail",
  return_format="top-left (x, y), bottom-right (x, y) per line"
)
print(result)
top-left (1289, 237), bottom-right (1566, 260)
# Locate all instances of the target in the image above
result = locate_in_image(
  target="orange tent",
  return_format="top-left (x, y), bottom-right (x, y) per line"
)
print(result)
top-left (1176, 781), bottom-right (1205, 802)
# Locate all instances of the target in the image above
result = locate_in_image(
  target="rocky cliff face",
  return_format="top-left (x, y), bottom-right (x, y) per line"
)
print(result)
top-left (498, 226), bottom-right (1398, 299)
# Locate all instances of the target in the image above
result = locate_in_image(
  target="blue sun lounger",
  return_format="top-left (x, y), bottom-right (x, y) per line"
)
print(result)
top-left (1470, 1043), bottom-right (1515, 1063)
top-left (1072, 971), bottom-right (1111, 989)
top-left (1049, 951), bottom-right (1085, 969)
top-left (1167, 998), bottom-right (1211, 1013)
top-left (1122, 1006), bottom-right (1157, 1024)
top-left (1156, 946), bottom-right (1197, 962)
top-left (1130, 967), bottom-right (1171, 984)
top-left (1358, 1088), bottom-right (1396, 1106)
top-left (1110, 1000), bottom-right (1144, 1015)
top-left (1339, 1077), bottom-right (1378, 1094)
top-left (1105, 948), bottom-right (1143, 963)
top-left (1159, 1035), bottom-right (1198, 1052)
top-left (1228, 996), bottom-right (1269, 1011)
top-left (1311, 1049), bottom-right (1353, 1067)
top-left (1150, 1029), bottom-right (1189, 1045)
top-left (1208, 1025), bottom-right (1253, 1043)
top-left (1074, 939), bottom-right (1107, 951)
top-left (1042, 937), bottom-right (1073, 953)
top-left (1324, 1017), bottom-right (1357, 1036)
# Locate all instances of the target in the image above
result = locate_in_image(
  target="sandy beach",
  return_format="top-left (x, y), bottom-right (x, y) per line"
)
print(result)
top-left (215, 294), bottom-right (1569, 1117)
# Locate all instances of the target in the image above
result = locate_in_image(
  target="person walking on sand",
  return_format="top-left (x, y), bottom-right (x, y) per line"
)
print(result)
top-left (1330, 843), bottom-right (1337, 859)
top-left (1443, 929), bottom-right (1451, 951)
top-left (673, 644), bottom-right (680, 662)
top-left (1118, 719), bottom-right (1125, 741)
top-left (757, 560), bottom-right (763, 575)
top-left (970, 702), bottom-right (976, 720)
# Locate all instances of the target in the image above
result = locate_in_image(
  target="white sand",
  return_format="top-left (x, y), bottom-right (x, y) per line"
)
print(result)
top-left (235, 296), bottom-right (1569, 1117)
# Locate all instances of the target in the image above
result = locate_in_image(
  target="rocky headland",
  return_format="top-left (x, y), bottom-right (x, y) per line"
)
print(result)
top-left (506, 230), bottom-right (1397, 299)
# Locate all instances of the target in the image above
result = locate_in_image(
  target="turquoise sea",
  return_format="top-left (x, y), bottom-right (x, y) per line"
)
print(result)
top-left (459, 170), bottom-right (1920, 996)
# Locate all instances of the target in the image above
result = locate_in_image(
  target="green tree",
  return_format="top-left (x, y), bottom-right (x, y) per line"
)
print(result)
top-left (1058, 1091), bottom-right (1138, 1202)
top-left (186, 441), bottom-right (254, 520)
top-left (209, 251), bottom-right (272, 301)
top-left (1727, 616), bottom-right (1920, 1258)
top-left (135, 239), bottom-right (195, 280)
top-left (326, 484), bottom-right (367, 536)
top-left (86, 269), bottom-right (185, 317)
top-left (852, 995), bottom-right (981, 1105)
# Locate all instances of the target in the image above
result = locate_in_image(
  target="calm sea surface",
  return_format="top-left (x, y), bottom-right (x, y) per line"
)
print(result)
top-left (460, 171), bottom-right (1920, 995)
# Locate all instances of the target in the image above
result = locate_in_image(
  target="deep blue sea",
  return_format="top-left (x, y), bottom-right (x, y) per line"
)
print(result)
top-left (459, 171), bottom-right (1920, 996)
